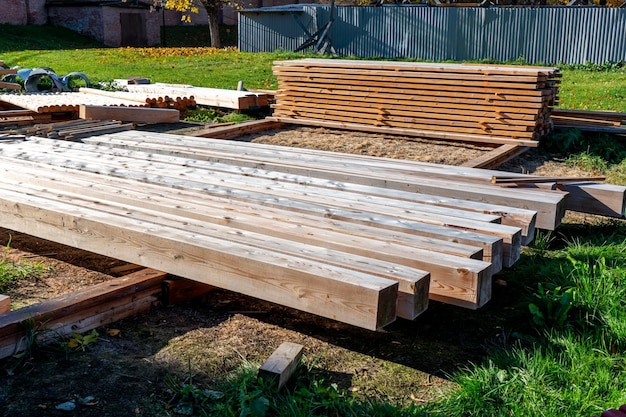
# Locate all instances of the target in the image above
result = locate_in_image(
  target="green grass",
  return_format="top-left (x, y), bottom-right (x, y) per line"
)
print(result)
top-left (0, 239), bottom-right (46, 293)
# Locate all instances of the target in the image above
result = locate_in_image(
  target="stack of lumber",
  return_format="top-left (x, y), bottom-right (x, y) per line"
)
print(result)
top-left (271, 59), bottom-right (561, 145)
top-left (0, 131), bottom-right (573, 331)
top-left (78, 87), bottom-right (196, 112)
top-left (551, 108), bottom-right (626, 134)
top-left (3, 119), bottom-right (133, 140)
top-left (125, 83), bottom-right (271, 111)
top-left (0, 91), bottom-right (150, 114)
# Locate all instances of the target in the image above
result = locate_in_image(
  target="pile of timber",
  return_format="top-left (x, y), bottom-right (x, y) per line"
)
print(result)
top-left (271, 59), bottom-right (561, 145)
top-left (551, 108), bottom-right (626, 134)
top-left (78, 87), bottom-right (196, 112)
top-left (125, 83), bottom-right (271, 111)
top-left (0, 131), bottom-right (577, 331)
top-left (2, 119), bottom-right (133, 141)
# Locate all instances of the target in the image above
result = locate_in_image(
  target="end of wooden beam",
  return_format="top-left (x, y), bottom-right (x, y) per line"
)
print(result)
top-left (163, 278), bottom-right (214, 305)
top-left (258, 342), bottom-right (304, 389)
top-left (0, 295), bottom-right (9, 314)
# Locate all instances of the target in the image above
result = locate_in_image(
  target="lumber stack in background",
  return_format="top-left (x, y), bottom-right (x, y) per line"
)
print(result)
top-left (271, 59), bottom-right (561, 144)
top-left (125, 83), bottom-right (270, 111)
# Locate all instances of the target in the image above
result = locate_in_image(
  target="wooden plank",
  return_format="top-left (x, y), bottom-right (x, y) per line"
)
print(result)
top-left (79, 105), bottom-right (179, 123)
top-left (258, 342), bottom-right (304, 389)
top-left (462, 144), bottom-right (529, 169)
top-left (492, 175), bottom-right (606, 185)
top-left (0, 295), bottom-right (9, 314)
top-left (0, 269), bottom-right (167, 360)
top-left (0, 186), bottom-right (399, 330)
top-left (189, 119), bottom-right (284, 139)
top-left (268, 117), bottom-right (540, 147)
top-left (554, 183), bottom-right (626, 218)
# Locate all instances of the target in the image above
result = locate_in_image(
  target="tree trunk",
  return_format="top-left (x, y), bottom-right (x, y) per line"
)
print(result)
top-left (208, 10), bottom-right (221, 48)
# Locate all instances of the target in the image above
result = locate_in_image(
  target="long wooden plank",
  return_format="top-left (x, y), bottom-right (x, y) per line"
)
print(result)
top-left (0, 187), bottom-right (399, 330)
top-left (274, 99), bottom-right (539, 129)
top-left (5, 139), bottom-right (522, 267)
top-left (0, 269), bottom-right (167, 360)
top-left (273, 65), bottom-right (545, 83)
top-left (272, 107), bottom-right (538, 138)
top-left (79, 104), bottom-right (179, 123)
top-left (269, 116), bottom-right (540, 147)
top-left (274, 58), bottom-right (561, 77)
top-left (189, 119), bottom-right (284, 139)
top-left (274, 96), bottom-right (540, 122)
top-left (279, 85), bottom-right (548, 109)
top-left (274, 72), bottom-right (548, 95)
top-left (461, 144), bottom-right (529, 169)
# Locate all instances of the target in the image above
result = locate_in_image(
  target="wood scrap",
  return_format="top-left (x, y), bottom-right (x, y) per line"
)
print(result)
top-left (258, 342), bottom-right (304, 389)
top-left (0, 268), bottom-right (168, 360)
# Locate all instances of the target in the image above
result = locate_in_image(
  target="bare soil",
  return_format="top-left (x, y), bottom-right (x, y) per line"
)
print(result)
top-left (0, 126), bottom-right (592, 416)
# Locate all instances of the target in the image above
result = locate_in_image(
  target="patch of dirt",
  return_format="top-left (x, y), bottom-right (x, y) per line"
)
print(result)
top-left (0, 126), bottom-right (594, 416)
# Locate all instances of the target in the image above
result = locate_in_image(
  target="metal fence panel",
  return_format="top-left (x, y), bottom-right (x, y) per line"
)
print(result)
top-left (239, 5), bottom-right (626, 65)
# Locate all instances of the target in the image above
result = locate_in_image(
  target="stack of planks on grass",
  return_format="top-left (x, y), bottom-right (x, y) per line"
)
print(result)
top-left (0, 92), bottom-right (150, 114)
top-left (125, 83), bottom-right (271, 111)
top-left (551, 108), bottom-right (626, 134)
top-left (271, 59), bottom-right (560, 145)
top-left (0, 269), bottom-right (168, 360)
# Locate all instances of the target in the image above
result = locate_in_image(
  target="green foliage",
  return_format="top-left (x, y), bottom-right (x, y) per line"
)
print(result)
top-left (65, 329), bottom-right (100, 351)
top-left (528, 283), bottom-right (575, 328)
top-left (0, 237), bottom-right (46, 293)
top-left (566, 151), bottom-right (609, 174)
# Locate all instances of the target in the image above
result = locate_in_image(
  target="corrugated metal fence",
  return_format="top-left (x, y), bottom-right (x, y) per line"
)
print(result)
top-left (238, 5), bottom-right (626, 64)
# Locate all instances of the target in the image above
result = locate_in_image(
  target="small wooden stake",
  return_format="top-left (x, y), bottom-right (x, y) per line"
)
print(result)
top-left (258, 342), bottom-right (304, 389)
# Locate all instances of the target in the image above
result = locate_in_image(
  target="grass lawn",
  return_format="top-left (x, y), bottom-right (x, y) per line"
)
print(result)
top-left (2, 24), bottom-right (626, 417)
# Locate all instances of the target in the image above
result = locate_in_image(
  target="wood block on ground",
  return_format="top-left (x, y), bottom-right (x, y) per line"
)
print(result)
top-left (79, 105), bottom-right (179, 123)
top-left (258, 342), bottom-right (304, 389)
top-left (0, 269), bottom-right (167, 360)
top-left (0, 295), bottom-right (9, 314)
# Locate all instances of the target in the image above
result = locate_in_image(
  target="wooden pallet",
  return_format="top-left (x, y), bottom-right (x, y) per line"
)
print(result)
top-left (272, 59), bottom-right (560, 144)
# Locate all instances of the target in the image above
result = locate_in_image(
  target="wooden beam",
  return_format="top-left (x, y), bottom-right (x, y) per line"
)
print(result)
top-left (462, 144), bottom-right (529, 169)
top-left (0, 269), bottom-right (167, 360)
top-left (0, 81), bottom-right (21, 90)
top-left (268, 117), bottom-right (540, 147)
top-left (163, 278), bottom-right (214, 305)
top-left (79, 105), bottom-right (179, 123)
top-left (189, 119), bottom-right (284, 139)
top-left (258, 342), bottom-right (304, 389)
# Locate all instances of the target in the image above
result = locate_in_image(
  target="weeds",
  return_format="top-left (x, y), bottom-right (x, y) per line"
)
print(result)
top-left (0, 237), bottom-right (47, 293)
